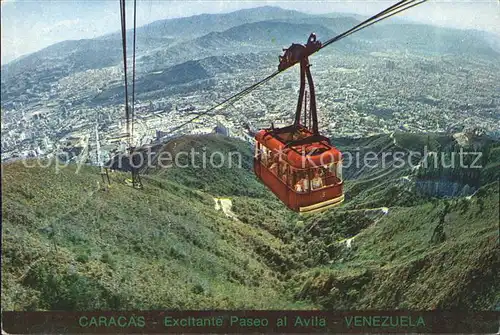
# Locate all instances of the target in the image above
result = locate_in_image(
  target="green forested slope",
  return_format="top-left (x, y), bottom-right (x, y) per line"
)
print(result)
top-left (1, 157), bottom-right (307, 310)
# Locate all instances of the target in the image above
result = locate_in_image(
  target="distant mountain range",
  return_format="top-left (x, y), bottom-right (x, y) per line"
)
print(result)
top-left (1, 6), bottom-right (499, 104)
top-left (99, 6), bottom-right (314, 41)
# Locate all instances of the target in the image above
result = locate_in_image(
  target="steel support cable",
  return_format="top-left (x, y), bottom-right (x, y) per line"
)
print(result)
top-left (322, 0), bottom-right (427, 48)
top-left (119, 0), bottom-right (130, 144)
top-left (167, 0), bottom-right (427, 134)
top-left (336, 0), bottom-right (427, 44)
top-left (322, 0), bottom-right (415, 47)
top-left (131, 0), bottom-right (137, 144)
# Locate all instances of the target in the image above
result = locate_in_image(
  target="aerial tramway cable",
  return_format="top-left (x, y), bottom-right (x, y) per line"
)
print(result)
top-left (168, 0), bottom-right (427, 134)
top-left (119, 0), bottom-right (130, 142)
top-left (131, 0), bottom-right (137, 142)
top-left (119, 0), bottom-right (138, 147)
top-left (119, 0), bottom-right (142, 188)
top-left (322, 0), bottom-right (427, 48)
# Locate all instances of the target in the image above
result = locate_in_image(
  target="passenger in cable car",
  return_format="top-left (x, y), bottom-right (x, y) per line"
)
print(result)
top-left (280, 164), bottom-right (288, 183)
top-left (269, 161), bottom-right (278, 175)
top-left (281, 172), bottom-right (288, 184)
top-left (294, 180), bottom-right (303, 193)
top-left (324, 163), bottom-right (336, 185)
top-left (295, 173), bottom-right (310, 193)
top-left (311, 171), bottom-right (324, 190)
top-left (260, 148), bottom-right (267, 165)
top-left (294, 172), bottom-right (304, 192)
top-left (303, 176), bottom-right (310, 192)
top-left (267, 152), bottom-right (275, 168)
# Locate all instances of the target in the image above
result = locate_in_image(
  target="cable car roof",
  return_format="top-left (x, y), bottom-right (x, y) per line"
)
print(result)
top-left (255, 128), bottom-right (341, 169)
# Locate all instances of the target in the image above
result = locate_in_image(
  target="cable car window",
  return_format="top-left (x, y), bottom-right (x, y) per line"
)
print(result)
top-left (279, 161), bottom-right (289, 185)
top-left (311, 167), bottom-right (325, 190)
top-left (328, 163), bottom-right (336, 176)
top-left (305, 170), bottom-right (311, 193)
top-left (336, 161), bottom-right (343, 182)
top-left (262, 147), bottom-right (270, 166)
top-left (269, 160), bottom-right (278, 175)
top-left (294, 170), bottom-right (309, 193)
top-left (321, 163), bottom-right (335, 185)
top-left (291, 168), bottom-right (299, 191)
top-left (267, 150), bottom-right (275, 168)
top-left (291, 168), bottom-right (298, 191)
top-left (321, 166), bottom-right (330, 186)
top-left (267, 150), bottom-right (278, 174)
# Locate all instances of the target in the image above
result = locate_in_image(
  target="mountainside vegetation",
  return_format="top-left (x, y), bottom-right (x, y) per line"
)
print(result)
top-left (1, 142), bottom-right (303, 310)
top-left (2, 133), bottom-right (499, 311)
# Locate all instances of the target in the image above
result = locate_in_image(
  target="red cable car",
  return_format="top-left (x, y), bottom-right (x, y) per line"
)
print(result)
top-left (254, 34), bottom-right (344, 213)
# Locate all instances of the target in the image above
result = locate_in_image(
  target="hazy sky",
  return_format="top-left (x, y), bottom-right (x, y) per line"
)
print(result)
top-left (1, 0), bottom-right (499, 64)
